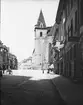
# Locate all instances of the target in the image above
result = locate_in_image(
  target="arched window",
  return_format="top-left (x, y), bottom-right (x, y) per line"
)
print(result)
top-left (40, 32), bottom-right (42, 37)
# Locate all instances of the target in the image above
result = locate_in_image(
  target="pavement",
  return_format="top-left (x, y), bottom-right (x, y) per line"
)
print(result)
top-left (48, 72), bottom-right (83, 105)
top-left (1, 70), bottom-right (83, 105)
top-left (1, 70), bottom-right (66, 105)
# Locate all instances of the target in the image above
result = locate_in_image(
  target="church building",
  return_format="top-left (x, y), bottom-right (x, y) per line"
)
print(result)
top-left (32, 10), bottom-right (52, 70)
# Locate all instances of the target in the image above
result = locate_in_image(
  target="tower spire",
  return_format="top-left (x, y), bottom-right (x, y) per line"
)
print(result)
top-left (35, 10), bottom-right (46, 28)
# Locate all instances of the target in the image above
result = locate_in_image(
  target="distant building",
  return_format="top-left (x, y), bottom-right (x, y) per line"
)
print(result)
top-left (0, 40), bottom-right (18, 70)
top-left (8, 53), bottom-right (18, 70)
top-left (0, 40), bottom-right (9, 70)
top-left (19, 57), bottom-right (32, 70)
top-left (32, 10), bottom-right (52, 70)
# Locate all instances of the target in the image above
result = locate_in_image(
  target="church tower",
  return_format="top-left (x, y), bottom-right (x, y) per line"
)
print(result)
top-left (35, 10), bottom-right (46, 28)
top-left (32, 10), bottom-right (52, 70)
top-left (33, 10), bottom-right (48, 69)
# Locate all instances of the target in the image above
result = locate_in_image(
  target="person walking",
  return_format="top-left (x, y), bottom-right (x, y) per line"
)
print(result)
top-left (47, 64), bottom-right (54, 73)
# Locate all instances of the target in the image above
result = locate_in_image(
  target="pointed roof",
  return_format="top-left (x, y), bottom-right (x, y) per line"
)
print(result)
top-left (35, 10), bottom-right (46, 28)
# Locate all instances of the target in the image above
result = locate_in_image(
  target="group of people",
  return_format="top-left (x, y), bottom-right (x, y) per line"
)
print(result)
top-left (47, 64), bottom-right (54, 73)
top-left (0, 68), bottom-right (12, 77)
top-left (42, 64), bottom-right (54, 74)
top-left (6, 68), bottom-right (12, 74)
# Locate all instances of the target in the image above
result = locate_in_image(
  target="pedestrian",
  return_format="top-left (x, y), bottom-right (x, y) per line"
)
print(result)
top-left (6, 67), bottom-right (12, 75)
top-left (42, 69), bottom-right (44, 73)
top-left (9, 68), bottom-right (12, 74)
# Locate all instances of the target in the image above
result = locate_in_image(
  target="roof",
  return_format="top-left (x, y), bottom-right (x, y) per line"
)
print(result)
top-left (47, 23), bottom-right (58, 36)
top-left (47, 25), bottom-right (55, 36)
top-left (0, 40), bottom-right (9, 51)
top-left (55, 0), bottom-right (66, 24)
top-left (35, 26), bottom-right (52, 30)
top-left (35, 10), bottom-right (46, 28)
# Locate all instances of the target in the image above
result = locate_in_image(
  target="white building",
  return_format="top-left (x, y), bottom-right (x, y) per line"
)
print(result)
top-left (19, 57), bottom-right (32, 70)
top-left (32, 10), bottom-right (53, 70)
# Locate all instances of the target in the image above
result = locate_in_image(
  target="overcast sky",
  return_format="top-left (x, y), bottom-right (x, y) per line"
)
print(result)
top-left (1, 0), bottom-right (59, 62)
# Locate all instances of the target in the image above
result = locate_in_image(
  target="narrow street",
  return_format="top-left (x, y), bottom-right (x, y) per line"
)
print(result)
top-left (1, 70), bottom-right (66, 105)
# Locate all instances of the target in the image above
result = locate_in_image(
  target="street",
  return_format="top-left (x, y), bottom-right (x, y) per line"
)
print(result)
top-left (1, 70), bottom-right (66, 105)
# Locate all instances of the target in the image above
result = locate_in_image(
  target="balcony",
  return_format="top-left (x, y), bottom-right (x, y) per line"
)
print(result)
top-left (68, 36), bottom-right (80, 42)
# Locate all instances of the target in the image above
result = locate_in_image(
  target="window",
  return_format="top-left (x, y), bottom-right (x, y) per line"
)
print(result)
top-left (68, 51), bottom-right (70, 61)
top-left (47, 29), bottom-right (50, 34)
top-left (70, 48), bottom-right (72, 60)
top-left (71, 19), bottom-right (73, 37)
top-left (67, 52), bottom-right (68, 61)
top-left (65, 5), bottom-right (68, 17)
top-left (74, 60), bottom-right (76, 71)
top-left (80, 0), bottom-right (83, 25)
top-left (67, 1), bottom-right (70, 15)
top-left (74, 44), bottom-right (76, 58)
top-left (40, 23), bottom-right (43, 28)
top-left (68, 26), bottom-right (69, 37)
top-left (68, 24), bottom-right (71, 38)
top-left (40, 32), bottom-right (42, 37)
top-left (71, 0), bottom-right (73, 9)
top-left (66, 5), bottom-right (68, 16)
top-left (75, 10), bottom-right (78, 32)
top-left (69, 62), bottom-right (71, 76)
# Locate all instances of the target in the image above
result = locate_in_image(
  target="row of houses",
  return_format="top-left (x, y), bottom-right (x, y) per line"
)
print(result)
top-left (0, 40), bottom-right (18, 71)
top-left (49, 0), bottom-right (83, 79)
top-left (19, 57), bottom-right (32, 70)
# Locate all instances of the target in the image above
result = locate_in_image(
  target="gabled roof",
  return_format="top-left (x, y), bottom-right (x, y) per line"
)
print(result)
top-left (35, 10), bottom-right (46, 28)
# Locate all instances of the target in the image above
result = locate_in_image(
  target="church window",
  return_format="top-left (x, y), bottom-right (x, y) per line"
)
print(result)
top-left (40, 32), bottom-right (42, 37)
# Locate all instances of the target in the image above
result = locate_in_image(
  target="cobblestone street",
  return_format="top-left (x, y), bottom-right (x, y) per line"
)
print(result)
top-left (1, 70), bottom-right (66, 105)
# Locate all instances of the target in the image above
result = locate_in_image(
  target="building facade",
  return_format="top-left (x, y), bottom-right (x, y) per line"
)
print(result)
top-left (52, 0), bottom-right (83, 79)
top-left (8, 53), bottom-right (18, 70)
top-left (0, 41), bottom-right (9, 70)
top-left (0, 40), bottom-right (18, 71)
top-left (19, 57), bottom-right (32, 70)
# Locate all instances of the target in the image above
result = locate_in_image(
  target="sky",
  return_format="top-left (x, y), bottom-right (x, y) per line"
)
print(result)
top-left (1, 0), bottom-right (59, 62)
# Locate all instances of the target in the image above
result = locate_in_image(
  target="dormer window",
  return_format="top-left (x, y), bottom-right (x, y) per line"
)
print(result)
top-left (40, 32), bottom-right (42, 37)
top-left (40, 23), bottom-right (43, 28)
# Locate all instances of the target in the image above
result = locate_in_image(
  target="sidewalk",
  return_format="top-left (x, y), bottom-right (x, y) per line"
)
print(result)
top-left (49, 74), bottom-right (83, 105)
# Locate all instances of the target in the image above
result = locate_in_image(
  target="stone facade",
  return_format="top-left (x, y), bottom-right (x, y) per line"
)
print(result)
top-left (0, 41), bottom-right (9, 70)
top-left (19, 57), bottom-right (32, 70)
top-left (52, 0), bottom-right (83, 79)
top-left (32, 10), bottom-right (52, 70)
top-left (0, 40), bottom-right (18, 71)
